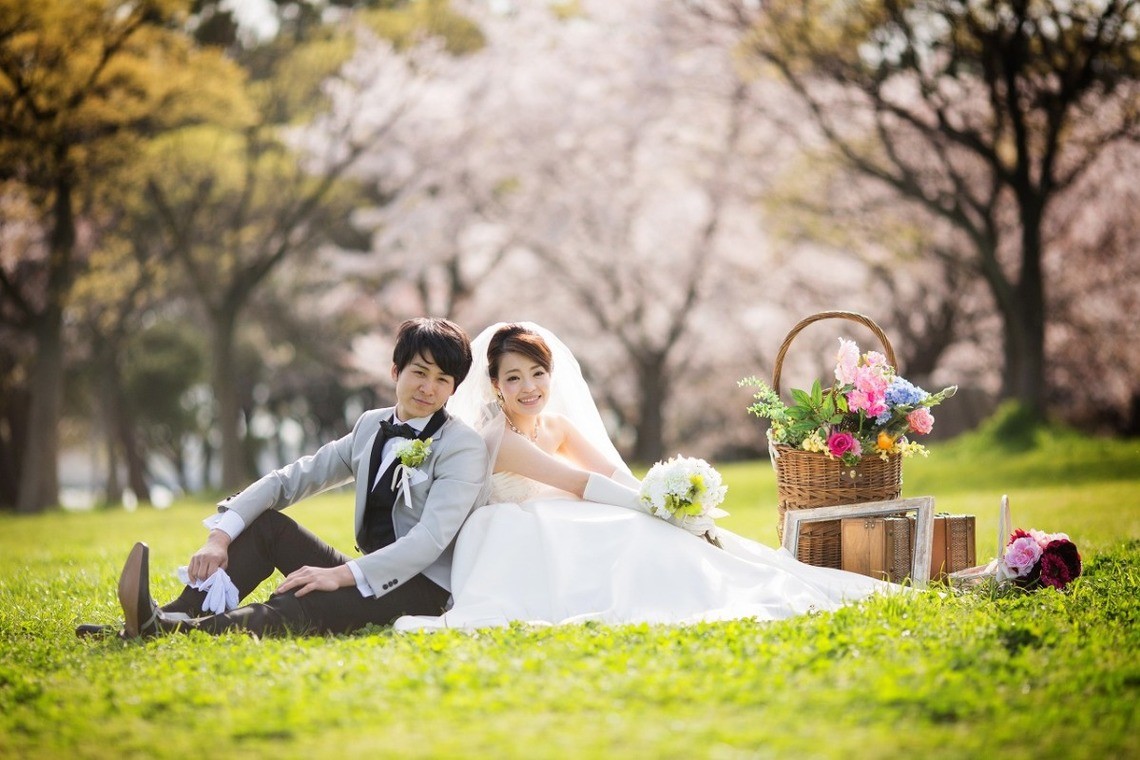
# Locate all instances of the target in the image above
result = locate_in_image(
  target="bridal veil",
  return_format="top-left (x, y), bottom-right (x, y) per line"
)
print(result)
top-left (448, 322), bottom-right (633, 503)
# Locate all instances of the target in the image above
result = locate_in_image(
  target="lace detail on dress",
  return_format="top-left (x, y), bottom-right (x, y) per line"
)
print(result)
top-left (487, 472), bottom-right (575, 505)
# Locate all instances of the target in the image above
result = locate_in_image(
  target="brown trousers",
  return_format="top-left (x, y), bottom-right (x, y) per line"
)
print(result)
top-left (162, 510), bottom-right (449, 636)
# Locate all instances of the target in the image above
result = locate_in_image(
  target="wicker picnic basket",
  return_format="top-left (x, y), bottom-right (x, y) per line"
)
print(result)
top-left (771, 311), bottom-right (903, 569)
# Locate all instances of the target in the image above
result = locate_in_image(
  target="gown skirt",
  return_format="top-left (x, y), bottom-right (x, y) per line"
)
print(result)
top-left (395, 474), bottom-right (901, 630)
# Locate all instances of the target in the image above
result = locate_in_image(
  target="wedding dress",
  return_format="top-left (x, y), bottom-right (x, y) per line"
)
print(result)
top-left (394, 471), bottom-right (897, 629)
top-left (393, 323), bottom-right (900, 631)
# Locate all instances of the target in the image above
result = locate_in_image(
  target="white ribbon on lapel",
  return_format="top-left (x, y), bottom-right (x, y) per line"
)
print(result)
top-left (391, 464), bottom-right (428, 508)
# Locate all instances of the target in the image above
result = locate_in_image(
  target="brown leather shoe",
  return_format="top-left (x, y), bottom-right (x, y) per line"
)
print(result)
top-left (117, 542), bottom-right (158, 638)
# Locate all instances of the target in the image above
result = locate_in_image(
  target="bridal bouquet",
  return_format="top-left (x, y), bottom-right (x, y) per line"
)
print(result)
top-left (639, 456), bottom-right (728, 546)
top-left (995, 528), bottom-right (1082, 590)
top-left (741, 338), bottom-right (957, 466)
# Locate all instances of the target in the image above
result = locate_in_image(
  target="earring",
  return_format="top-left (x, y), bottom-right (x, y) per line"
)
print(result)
top-left (496, 391), bottom-right (504, 405)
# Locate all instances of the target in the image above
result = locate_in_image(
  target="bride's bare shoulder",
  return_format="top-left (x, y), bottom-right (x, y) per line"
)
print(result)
top-left (542, 413), bottom-right (578, 436)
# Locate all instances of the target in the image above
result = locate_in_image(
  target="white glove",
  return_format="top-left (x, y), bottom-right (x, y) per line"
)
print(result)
top-left (583, 473), bottom-right (648, 514)
top-left (176, 567), bottom-right (240, 615)
top-left (610, 468), bottom-right (642, 490)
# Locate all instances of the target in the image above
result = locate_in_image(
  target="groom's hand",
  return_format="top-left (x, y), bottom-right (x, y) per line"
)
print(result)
top-left (275, 565), bottom-right (353, 598)
top-left (188, 529), bottom-right (231, 583)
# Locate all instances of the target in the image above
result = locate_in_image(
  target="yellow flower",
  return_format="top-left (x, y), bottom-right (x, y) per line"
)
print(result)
top-left (877, 432), bottom-right (895, 451)
top-left (801, 432), bottom-right (828, 453)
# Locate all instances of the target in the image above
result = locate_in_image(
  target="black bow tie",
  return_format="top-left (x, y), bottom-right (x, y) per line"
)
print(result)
top-left (380, 419), bottom-right (418, 440)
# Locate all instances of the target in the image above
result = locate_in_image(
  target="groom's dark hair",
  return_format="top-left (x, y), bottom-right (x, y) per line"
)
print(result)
top-left (393, 318), bottom-right (473, 387)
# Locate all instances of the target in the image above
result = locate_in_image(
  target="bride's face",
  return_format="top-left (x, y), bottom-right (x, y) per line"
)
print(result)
top-left (493, 352), bottom-right (551, 417)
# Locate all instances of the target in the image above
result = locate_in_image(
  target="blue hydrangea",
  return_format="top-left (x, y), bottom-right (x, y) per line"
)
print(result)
top-left (885, 377), bottom-right (928, 407)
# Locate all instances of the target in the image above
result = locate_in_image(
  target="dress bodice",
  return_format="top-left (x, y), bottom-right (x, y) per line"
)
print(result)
top-left (487, 472), bottom-right (576, 504)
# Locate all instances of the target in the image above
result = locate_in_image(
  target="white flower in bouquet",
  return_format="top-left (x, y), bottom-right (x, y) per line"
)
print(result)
top-left (638, 455), bottom-right (729, 545)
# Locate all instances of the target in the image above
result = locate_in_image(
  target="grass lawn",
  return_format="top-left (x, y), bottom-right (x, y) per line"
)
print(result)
top-left (1, 427), bottom-right (1138, 759)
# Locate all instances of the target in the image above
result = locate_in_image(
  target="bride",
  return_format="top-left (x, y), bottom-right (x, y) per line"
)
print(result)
top-left (396, 323), bottom-right (900, 630)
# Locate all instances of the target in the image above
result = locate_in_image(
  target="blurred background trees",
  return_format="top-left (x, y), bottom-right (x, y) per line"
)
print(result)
top-left (700, 0), bottom-right (1140, 423)
top-left (1, 0), bottom-right (1136, 511)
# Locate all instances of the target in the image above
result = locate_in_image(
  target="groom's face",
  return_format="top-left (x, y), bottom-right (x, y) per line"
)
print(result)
top-left (391, 351), bottom-right (456, 420)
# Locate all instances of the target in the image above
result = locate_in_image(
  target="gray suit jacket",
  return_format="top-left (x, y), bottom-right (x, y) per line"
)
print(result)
top-left (216, 407), bottom-right (488, 595)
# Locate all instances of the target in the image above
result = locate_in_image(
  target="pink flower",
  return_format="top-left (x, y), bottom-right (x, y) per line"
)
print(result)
top-left (847, 388), bottom-right (888, 417)
top-left (827, 431), bottom-right (860, 459)
top-left (853, 365), bottom-right (889, 396)
top-left (1002, 536), bottom-right (1043, 577)
top-left (1030, 528), bottom-right (1070, 548)
top-left (907, 407), bottom-right (935, 435)
top-left (846, 389), bottom-right (870, 413)
top-left (864, 351), bottom-right (890, 368)
top-left (835, 339), bottom-right (860, 385)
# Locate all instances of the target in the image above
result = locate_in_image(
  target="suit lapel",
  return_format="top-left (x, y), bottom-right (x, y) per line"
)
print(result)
top-left (354, 409), bottom-right (453, 535)
top-left (366, 412), bottom-right (394, 493)
top-left (354, 410), bottom-right (391, 535)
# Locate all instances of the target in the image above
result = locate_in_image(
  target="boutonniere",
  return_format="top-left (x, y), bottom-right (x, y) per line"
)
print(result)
top-left (396, 438), bottom-right (432, 469)
top-left (391, 438), bottom-right (432, 508)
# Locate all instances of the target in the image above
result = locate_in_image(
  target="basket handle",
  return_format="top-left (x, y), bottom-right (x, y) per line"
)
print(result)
top-left (772, 310), bottom-right (897, 394)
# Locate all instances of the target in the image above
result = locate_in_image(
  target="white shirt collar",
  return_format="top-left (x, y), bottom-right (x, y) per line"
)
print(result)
top-left (391, 410), bottom-right (432, 432)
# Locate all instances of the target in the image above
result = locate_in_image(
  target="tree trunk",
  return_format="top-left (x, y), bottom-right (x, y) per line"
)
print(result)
top-left (1013, 199), bottom-right (1047, 419)
top-left (17, 303), bottom-right (64, 513)
top-left (631, 355), bottom-right (669, 465)
top-left (211, 308), bottom-right (247, 491)
top-left (113, 376), bottom-right (151, 504)
top-left (0, 384), bottom-right (28, 509)
top-left (97, 339), bottom-right (123, 505)
top-left (16, 176), bottom-right (73, 513)
top-left (997, 199), bottom-right (1048, 420)
top-left (102, 410), bottom-right (122, 506)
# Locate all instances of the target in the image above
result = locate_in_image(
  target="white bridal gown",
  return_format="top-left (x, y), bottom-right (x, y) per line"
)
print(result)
top-left (394, 472), bottom-right (900, 631)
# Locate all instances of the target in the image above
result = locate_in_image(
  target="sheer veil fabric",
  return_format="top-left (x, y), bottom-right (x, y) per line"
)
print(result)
top-left (448, 321), bottom-right (632, 501)
top-left (394, 322), bottom-right (902, 630)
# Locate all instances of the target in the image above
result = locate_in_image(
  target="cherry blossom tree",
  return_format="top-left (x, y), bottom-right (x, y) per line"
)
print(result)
top-left (696, 0), bottom-right (1140, 422)
top-left (325, 0), bottom-right (785, 461)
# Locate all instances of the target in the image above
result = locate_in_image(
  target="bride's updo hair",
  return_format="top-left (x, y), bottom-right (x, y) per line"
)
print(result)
top-left (487, 324), bottom-right (553, 380)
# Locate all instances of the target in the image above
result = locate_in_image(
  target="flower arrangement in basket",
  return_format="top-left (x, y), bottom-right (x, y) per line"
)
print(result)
top-left (739, 311), bottom-right (956, 568)
top-left (741, 338), bottom-right (956, 467)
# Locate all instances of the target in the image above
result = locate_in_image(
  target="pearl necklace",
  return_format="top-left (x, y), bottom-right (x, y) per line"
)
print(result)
top-left (505, 414), bottom-right (539, 442)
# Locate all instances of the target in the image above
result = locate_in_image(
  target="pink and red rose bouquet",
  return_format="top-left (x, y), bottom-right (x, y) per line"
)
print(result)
top-left (997, 528), bottom-right (1082, 590)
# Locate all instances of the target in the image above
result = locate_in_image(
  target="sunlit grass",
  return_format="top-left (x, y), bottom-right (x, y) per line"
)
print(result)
top-left (1, 428), bottom-right (1138, 758)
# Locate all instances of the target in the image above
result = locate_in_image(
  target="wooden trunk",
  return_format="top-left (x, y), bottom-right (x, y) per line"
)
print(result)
top-left (841, 514), bottom-right (977, 582)
top-left (840, 516), bottom-right (913, 582)
top-left (923, 514), bottom-right (977, 581)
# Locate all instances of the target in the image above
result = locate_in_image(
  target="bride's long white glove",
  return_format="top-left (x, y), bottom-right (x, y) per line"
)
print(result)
top-left (610, 468), bottom-right (642, 490)
top-left (583, 473), bottom-right (648, 514)
top-left (584, 472), bottom-right (723, 547)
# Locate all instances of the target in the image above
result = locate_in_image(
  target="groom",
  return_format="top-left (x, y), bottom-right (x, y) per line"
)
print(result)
top-left (102, 317), bottom-right (488, 637)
